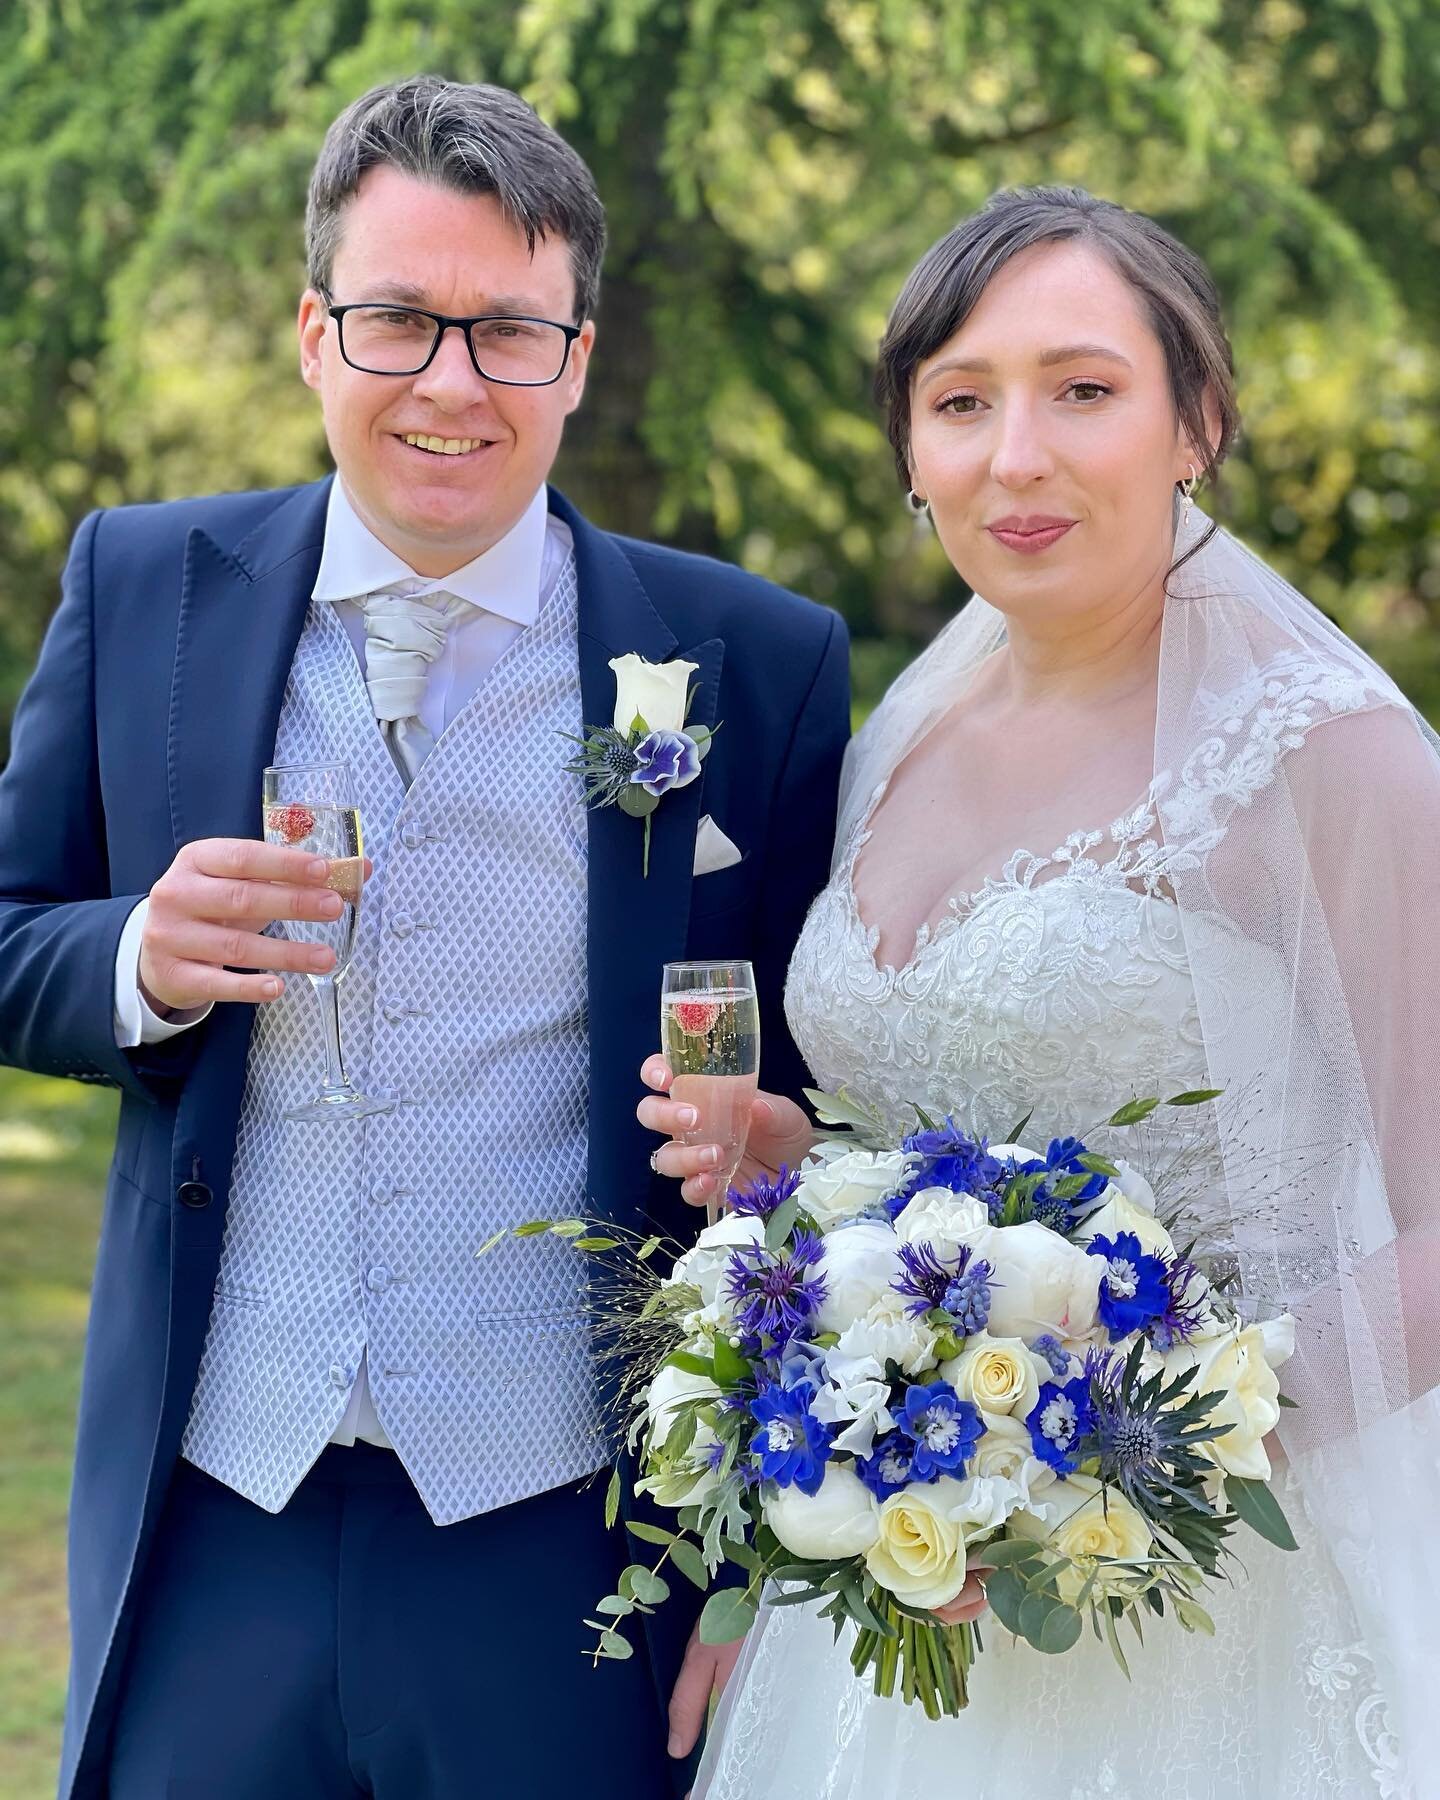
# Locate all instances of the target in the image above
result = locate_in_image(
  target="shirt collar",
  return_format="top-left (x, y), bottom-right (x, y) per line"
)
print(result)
top-left (310, 477), bottom-right (548, 627)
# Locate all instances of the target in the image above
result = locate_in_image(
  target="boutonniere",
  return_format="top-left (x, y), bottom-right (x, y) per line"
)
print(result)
top-left (564, 654), bottom-right (718, 876)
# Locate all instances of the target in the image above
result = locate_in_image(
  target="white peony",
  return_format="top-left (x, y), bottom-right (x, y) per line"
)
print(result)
top-left (640, 1359), bottom-right (722, 1508)
top-left (807, 1351), bottom-right (896, 1456)
top-left (1075, 1180), bottom-right (1176, 1261)
top-left (940, 1333), bottom-right (1046, 1420)
top-left (969, 1220), bottom-right (1104, 1340)
top-left (665, 1210), bottom-right (764, 1308)
top-left (797, 1147), bottom-right (913, 1230)
top-left (893, 1186), bottom-right (991, 1259)
top-left (645, 1358), bottom-right (721, 1438)
top-left (609, 652), bottom-right (697, 733)
top-left (1163, 1315), bottom-right (1295, 1481)
top-left (833, 1288), bottom-right (938, 1376)
top-left (815, 1221), bottom-right (904, 1335)
top-left (765, 1463), bottom-right (881, 1561)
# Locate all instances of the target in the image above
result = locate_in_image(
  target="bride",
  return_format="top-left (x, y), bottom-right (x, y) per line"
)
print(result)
top-left (641, 185), bottom-right (1438, 1797)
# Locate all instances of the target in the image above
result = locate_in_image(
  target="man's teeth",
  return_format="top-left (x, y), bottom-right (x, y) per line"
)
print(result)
top-left (401, 434), bottom-right (485, 455)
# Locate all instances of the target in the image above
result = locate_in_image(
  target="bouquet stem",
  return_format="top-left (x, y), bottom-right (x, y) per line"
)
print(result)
top-left (849, 1596), bottom-right (971, 1717)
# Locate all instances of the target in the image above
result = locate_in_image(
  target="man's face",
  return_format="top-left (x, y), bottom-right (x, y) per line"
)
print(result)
top-left (298, 166), bottom-right (594, 576)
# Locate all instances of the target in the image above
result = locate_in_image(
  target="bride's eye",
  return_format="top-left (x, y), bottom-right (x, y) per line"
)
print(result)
top-left (1063, 380), bottom-right (1112, 403)
top-left (936, 391), bottom-right (983, 417)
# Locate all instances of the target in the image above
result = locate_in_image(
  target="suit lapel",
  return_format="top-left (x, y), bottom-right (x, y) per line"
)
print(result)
top-left (551, 488), bottom-right (726, 1227)
top-left (168, 479), bottom-right (331, 850)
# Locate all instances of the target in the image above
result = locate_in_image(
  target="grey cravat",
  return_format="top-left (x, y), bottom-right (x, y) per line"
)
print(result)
top-left (357, 588), bottom-right (470, 785)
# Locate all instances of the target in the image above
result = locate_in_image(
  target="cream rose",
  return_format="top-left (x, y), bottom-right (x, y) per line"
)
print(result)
top-left (969, 1220), bottom-right (1103, 1340)
top-left (1015, 1475), bottom-right (1154, 1602)
top-left (609, 652), bottom-right (698, 733)
top-left (1166, 1316), bottom-right (1295, 1481)
top-left (865, 1480), bottom-right (967, 1607)
top-left (815, 1221), bottom-right (904, 1334)
top-left (765, 1463), bottom-right (881, 1560)
top-left (798, 1148), bottom-right (913, 1230)
top-left (940, 1333), bottom-right (1045, 1420)
top-left (893, 1187), bottom-right (991, 1259)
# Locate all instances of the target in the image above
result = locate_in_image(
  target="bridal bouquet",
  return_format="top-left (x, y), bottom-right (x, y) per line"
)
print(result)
top-left (484, 1088), bottom-right (1298, 1717)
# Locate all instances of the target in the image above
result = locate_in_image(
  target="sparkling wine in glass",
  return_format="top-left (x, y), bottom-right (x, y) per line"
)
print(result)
top-left (262, 762), bottom-right (394, 1123)
top-left (661, 961), bottom-right (761, 1213)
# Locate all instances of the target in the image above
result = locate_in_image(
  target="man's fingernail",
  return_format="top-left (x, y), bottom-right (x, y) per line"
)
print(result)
top-left (668, 1735), bottom-right (682, 1758)
top-left (264, 979), bottom-right (283, 998)
top-left (678, 1106), bottom-right (698, 1128)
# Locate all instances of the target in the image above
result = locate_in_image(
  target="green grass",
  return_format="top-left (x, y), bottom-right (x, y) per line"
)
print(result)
top-left (0, 1068), bottom-right (117, 1800)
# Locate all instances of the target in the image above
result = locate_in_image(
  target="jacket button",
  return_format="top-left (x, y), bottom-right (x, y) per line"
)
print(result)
top-left (177, 1180), bottom-right (213, 1210)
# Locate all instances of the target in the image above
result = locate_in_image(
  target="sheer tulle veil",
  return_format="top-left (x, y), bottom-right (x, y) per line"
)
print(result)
top-left (831, 501), bottom-right (1440, 1773)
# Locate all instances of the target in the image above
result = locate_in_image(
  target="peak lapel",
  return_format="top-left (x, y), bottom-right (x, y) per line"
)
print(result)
top-left (168, 480), bottom-right (330, 850)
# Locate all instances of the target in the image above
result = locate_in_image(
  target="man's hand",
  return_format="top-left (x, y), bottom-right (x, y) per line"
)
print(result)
top-left (138, 838), bottom-right (362, 1014)
top-left (668, 1624), bottom-right (745, 1763)
top-left (638, 1059), bottom-right (817, 1208)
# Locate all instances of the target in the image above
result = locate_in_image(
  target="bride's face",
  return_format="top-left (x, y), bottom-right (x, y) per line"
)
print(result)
top-left (906, 239), bottom-right (1199, 627)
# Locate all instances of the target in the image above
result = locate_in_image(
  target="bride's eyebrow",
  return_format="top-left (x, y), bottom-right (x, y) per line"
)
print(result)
top-left (922, 344), bottom-right (1135, 379)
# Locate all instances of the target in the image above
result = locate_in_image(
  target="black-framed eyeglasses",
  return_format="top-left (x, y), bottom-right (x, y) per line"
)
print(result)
top-left (327, 301), bottom-right (582, 386)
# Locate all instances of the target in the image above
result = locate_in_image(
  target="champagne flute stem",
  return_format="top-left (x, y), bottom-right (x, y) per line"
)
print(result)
top-left (311, 973), bottom-right (349, 1093)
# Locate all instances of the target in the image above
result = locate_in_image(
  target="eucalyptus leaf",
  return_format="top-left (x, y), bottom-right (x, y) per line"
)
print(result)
top-left (1034, 1602), bottom-right (1083, 1654)
top-left (597, 1630), bottom-right (633, 1661)
top-left (595, 1593), bottom-right (635, 1616)
top-left (629, 1568), bottom-right (671, 1606)
top-left (624, 1521), bottom-right (677, 1549)
top-left (764, 1193), bottom-right (801, 1248)
top-left (980, 1540), bottom-right (1045, 1570)
top-left (983, 1568), bottom-right (1028, 1636)
top-left (668, 1537), bottom-right (710, 1590)
top-left (699, 1589), bottom-right (757, 1645)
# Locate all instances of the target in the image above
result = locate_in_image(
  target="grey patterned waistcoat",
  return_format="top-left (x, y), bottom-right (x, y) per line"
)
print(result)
top-left (181, 554), bottom-right (606, 1526)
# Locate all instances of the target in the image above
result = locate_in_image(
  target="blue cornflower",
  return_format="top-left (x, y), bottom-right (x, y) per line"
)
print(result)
top-left (1146, 1256), bottom-right (1210, 1352)
top-left (892, 1242), bottom-right (995, 1335)
top-left (896, 1381), bottom-right (986, 1482)
top-left (892, 1241), bottom-right (954, 1316)
top-left (1087, 1231), bottom-right (1171, 1341)
top-left (856, 1431), bottom-right (917, 1500)
top-left (900, 1118), bottom-right (1005, 1204)
top-left (1026, 1374), bottom-right (1096, 1475)
top-left (729, 1165), bottom-right (802, 1220)
top-left (725, 1229), bottom-right (827, 1354)
top-left (1030, 1333), bottom-right (1073, 1380)
top-left (748, 1376), bottom-right (832, 1494)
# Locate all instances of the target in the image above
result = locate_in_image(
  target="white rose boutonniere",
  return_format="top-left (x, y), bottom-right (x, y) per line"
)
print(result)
top-left (564, 654), bottom-right (717, 875)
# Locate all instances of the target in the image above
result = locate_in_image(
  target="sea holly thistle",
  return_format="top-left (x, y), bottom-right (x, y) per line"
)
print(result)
top-left (563, 654), bottom-right (719, 876)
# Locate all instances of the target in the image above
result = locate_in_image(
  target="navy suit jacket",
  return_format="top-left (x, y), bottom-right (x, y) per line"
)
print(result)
top-left (0, 477), bottom-right (850, 1799)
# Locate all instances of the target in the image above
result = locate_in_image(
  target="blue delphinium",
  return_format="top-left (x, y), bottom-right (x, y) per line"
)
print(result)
top-left (1087, 1230), bottom-right (1171, 1341)
top-left (898, 1118), bottom-right (1005, 1211)
top-left (896, 1381), bottom-right (986, 1482)
top-left (1026, 1373), bottom-right (1096, 1475)
top-left (749, 1375), bottom-right (833, 1494)
top-left (893, 1242), bottom-right (994, 1335)
top-left (856, 1431), bottom-right (917, 1500)
top-left (994, 1136), bottom-right (1110, 1233)
top-left (1030, 1333), bottom-right (1073, 1380)
top-left (1146, 1255), bottom-right (1210, 1352)
top-left (725, 1229), bottom-right (827, 1354)
top-left (729, 1165), bottom-right (802, 1220)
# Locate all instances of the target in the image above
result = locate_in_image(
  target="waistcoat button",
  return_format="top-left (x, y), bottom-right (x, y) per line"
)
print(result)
top-left (177, 1180), bottom-right (212, 1210)
top-left (389, 913), bottom-right (415, 939)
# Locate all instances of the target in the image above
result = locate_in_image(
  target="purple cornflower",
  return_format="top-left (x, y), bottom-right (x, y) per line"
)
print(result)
top-left (1026, 1373), bottom-right (1096, 1475)
top-left (892, 1241), bottom-right (955, 1317)
top-left (729, 1166), bottom-right (802, 1220)
top-left (895, 1381), bottom-right (986, 1482)
top-left (893, 1241), bottom-right (994, 1334)
top-left (1146, 1256), bottom-right (1210, 1352)
top-left (725, 1229), bottom-right (827, 1354)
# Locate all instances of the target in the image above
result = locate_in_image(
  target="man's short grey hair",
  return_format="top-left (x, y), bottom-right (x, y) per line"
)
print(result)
top-left (306, 75), bottom-right (606, 322)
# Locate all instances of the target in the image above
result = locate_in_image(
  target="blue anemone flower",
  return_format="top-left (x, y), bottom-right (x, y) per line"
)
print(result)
top-left (1087, 1231), bottom-right (1171, 1340)
top-left (748, 1376), bottom-right (833, 1495)
top-left (1026, 1374), bottom-right (1096, 1475)
top-left (895, 1381), bottom-right (986, 1482)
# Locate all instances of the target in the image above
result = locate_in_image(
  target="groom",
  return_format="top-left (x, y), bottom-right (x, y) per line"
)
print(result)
top-left (0, 77), bottom-right (848, 1799)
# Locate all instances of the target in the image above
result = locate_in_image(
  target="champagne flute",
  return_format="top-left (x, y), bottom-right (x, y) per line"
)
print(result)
top-left (660, 961), bottom-right (760, 1219)
top-left (262, 762), bottom-right (394, 1123)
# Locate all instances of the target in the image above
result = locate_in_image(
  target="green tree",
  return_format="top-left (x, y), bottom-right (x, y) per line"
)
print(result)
top-left (1, 0), bottom-right (1437, 744)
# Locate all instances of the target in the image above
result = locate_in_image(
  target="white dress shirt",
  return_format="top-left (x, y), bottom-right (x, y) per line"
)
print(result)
top-left (111, 478), bottom-right (573, 1447)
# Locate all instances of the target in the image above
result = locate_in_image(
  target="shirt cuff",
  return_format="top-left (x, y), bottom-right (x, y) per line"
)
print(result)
top-left (113, 898), bottom-right (213, 1048)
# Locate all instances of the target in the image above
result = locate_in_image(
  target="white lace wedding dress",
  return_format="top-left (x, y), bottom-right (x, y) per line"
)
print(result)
top-left (695, 755), bottom-right (1412, 1799)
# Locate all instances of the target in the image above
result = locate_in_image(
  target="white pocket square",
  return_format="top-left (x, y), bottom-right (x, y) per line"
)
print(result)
top-left (694, 814), bottom-right (743, 877)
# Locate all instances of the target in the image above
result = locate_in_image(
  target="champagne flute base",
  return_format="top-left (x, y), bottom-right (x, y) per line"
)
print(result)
top-left (284, 1086), bottom-right (396, 1123)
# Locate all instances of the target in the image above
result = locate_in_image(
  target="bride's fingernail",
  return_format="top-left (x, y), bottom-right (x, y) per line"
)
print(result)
top-left (700, 1146), bottom-right (721, 1168)
top-left (753, 1098), bottom-right (774, 1123)
top-left (677, 1106), bottom-right (698, 1128)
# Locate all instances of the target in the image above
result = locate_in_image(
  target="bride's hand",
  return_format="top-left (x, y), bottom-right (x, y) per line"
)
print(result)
top-left (637, 1057), bottom-right (817, 1207)
top-left (931, 1570), bottom-right (989, 1625)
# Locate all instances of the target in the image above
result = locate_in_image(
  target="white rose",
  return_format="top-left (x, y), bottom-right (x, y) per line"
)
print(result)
top-left (967, 1411), bottom-right (1057, 1503)
top-left (816, 1221), bottom-right (904, 1335)
top-left (1013, 1474), bottom-right (1154, 1603)
top-left (1075, 1183), bottom-right (1176, 1261)
top-left (665, 1211), bottom-right (765, 1308)
top-left (1165, 1316), bottom-right (1295, 1481)
top-left (940, 1333), bottom-right (1046, 1420)
top-left (833, 1288), bottom-right (937, 1376)
top-left (893, 1187), bottom-right (991, 1259)
top-left (865, 1479), bottom-right (970, 1608)
top-left (766, 1463), bottom-right (881, 1560)
top-left (808, 1352), bottom-right (896, 1456)
top-left (970, 1221), bottom-right (1104, 1340)
top-left (798, 1149), bottom-right (913, 1230)
top-left (609, 652), bottom-right (698, 734)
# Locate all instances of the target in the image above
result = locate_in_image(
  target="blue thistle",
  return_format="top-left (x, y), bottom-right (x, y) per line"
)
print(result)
top-left (725, 1229), bottom-right (827, 1354)
top-left (1087, 1231), bottom-right (1171, 1340)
